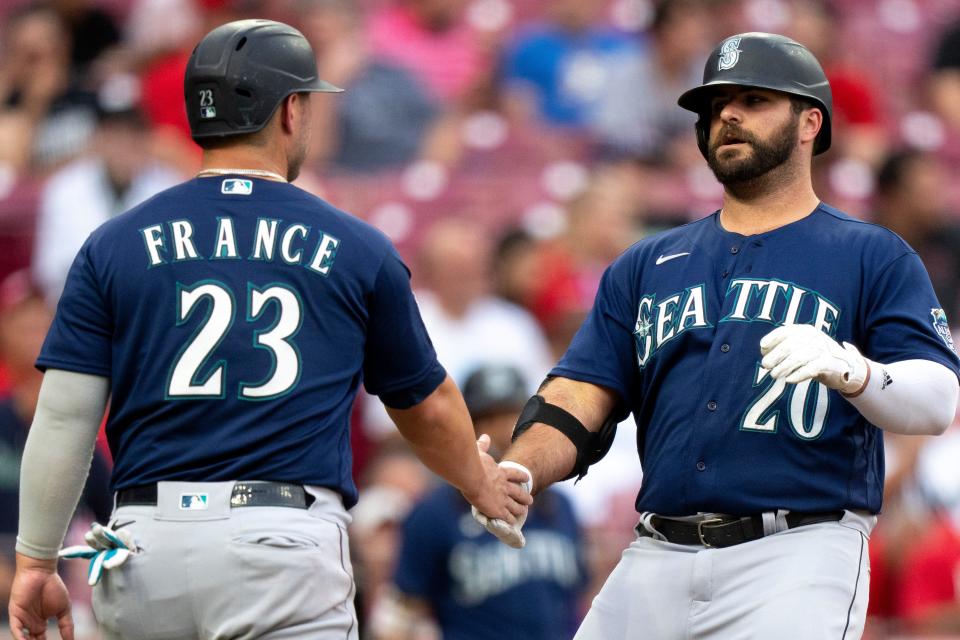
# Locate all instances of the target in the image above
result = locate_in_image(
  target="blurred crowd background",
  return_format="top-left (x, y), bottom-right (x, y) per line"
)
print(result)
top-left (3, 0), bottom-right (960, 638)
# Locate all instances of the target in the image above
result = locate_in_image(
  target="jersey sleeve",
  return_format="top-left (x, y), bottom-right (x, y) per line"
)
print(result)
top-left (550, 255), bottom-right (638, 415)
top-left (392, 497), bottom-right (449, 600)
top-left (36, 240), bottom-right (113, 377)
top-left (363, 249), bottom-right (446, 408)
top-left (861, 251), bottom-right (960, 376)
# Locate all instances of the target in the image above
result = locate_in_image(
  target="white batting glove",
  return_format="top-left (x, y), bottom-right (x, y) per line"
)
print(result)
top-left (471, 461), bottom-right (533, 549)
top-left (59, 522), bottom-right (139, 585)
top-left (760, 324), bottom-right (869, 395)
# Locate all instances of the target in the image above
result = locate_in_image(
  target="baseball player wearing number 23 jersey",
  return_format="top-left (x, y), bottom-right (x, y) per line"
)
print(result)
top-left (7, 20), bottom-right (531, 640)
top-left (472, 33), bottom-right (960, 640)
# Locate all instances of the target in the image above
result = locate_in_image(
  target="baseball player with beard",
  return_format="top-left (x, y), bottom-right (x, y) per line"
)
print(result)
top-left (7, 19), bottom-right (529, 640)
top-left (473, 32), bottom-right (960, 639)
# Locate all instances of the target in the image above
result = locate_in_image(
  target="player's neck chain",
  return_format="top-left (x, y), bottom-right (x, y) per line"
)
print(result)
top-left (196, 168), bottom-right (287, 182)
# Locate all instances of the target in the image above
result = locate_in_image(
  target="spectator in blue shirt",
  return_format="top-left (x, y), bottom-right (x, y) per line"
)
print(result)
top-left (502, 0), bottom-right (635, 128)
top-left (375, 365), bottom-right (587, 640)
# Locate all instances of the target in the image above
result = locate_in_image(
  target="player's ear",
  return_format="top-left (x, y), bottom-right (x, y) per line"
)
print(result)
top-left (279, 93), bottom-right (299, 135)
top-left (799, 107), bottom-right (822, 147)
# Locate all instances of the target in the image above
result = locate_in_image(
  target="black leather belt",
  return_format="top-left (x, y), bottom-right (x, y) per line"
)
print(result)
top-left (117, 481), bottom-right (314, 509)
top-left (637, 511), bottom-right (844, 548)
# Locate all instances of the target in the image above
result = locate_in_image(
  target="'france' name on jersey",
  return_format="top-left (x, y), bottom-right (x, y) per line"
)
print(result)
top-left (37, 177), bottom-right (447, 508)
top-left (139, 217), bottom-right (340, 276)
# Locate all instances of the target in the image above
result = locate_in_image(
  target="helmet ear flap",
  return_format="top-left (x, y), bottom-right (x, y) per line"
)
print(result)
top-left (695, 116), bottom-right (710, 159)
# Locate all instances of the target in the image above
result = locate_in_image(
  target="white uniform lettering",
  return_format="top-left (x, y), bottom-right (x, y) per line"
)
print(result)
top-left (677, 286), bottom-right (708, 331)
top-left (783, 286), bottom-right (807, 325)
top-left (306, 233), bottom-right (340, 276)
top-left (813, 299), bottom-right (840, 334)
top-left (280, 224), bottom-right (309, 264)
top-left (252, 218), bottom-right (279, 261)
top-left (655, 294), bottom-right (682, 347)
top-left (141, 225), bottom-right (166, 266)
top-left (756, 281), bottom-right (790, 321)
top-left (170, 220), bottom-right (199, 261)
top-left (212, 217), bottom-right (238, 259)
top-left (728, 279), bottom-right (760, 320)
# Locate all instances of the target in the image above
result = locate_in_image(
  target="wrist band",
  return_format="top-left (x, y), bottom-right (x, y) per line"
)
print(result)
top-left (499, 460), bottom-right (533, 495)
top-left (841, 362), bottom-right (871, 398)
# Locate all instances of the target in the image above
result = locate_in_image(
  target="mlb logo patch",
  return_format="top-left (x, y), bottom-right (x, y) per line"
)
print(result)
top-left (221, 179), bottom-right (253, 195)
top-left (198, 89), bottom-right (216, 119)
top-left (180, 493), bottom-right (209, 510)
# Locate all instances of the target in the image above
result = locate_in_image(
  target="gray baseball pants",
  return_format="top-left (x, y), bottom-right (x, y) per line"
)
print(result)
top-left (92, 481), bottom-right (358, 640)
top-left (575, 510), bottom-right (874, 640)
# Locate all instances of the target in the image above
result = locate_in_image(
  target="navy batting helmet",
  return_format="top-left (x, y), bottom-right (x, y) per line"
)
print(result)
top-left (678, 32), bottom-right (832, 158)
top-left (184, 19), bottom-right (342, 142)
top-left (462, 365), bottom-right (528, 418)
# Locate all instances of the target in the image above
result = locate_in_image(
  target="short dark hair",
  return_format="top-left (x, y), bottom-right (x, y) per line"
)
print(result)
top-left (194, 128), bottom-right (270, 151)
top-left (193, 91), bottom-right (310, 150)
top-left (494, 228), bottom-right (534, 262)
top-left (650, 0), bottom-right (704, 34)
top-left (789, 95), bottom-right (818, 115)
top-left (876, 149), bottom-right (925, 196)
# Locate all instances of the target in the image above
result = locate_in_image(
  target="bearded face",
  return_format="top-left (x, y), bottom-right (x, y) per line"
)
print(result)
top-left (706, 109), bottom-right (800, 185)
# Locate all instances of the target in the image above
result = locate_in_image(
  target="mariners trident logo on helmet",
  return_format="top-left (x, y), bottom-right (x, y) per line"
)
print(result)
top-left (718, 37), bottom-right (742, 70)
top-left (678, 32), bottom-right (834, 158)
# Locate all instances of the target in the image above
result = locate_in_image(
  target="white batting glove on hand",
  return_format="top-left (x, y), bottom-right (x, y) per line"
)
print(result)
top-left (471, 461), bottom-right (533, 549)
top-left (59, 522), bottom-right (139, 585)
top-left (760, 324), bottom-right (869, 395)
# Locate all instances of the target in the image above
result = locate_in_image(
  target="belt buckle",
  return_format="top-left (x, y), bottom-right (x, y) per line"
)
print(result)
top-left (231, 482), bottom-right (256, 508)
top-left (697, 518), bottom-right (724, 548)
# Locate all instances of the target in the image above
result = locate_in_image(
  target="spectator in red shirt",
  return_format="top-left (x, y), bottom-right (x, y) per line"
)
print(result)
top-left (897, 430), bottom-right (960, 634)
top-left (897, 513), bottom-right (960, 633)
top-left (529, 166), bottom-right (641, 357)
top-left (135, 0), bottom-right (242, 171)
top-left (785, 0), bottom-right (888, 166)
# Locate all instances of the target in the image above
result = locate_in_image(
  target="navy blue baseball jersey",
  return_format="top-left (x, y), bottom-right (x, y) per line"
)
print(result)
top-left (37, 175), bottom-right (445, 508)
top-left (553, 204), bottom-right (960, 517)
top-left (393, 484), bottom-right (586, 640)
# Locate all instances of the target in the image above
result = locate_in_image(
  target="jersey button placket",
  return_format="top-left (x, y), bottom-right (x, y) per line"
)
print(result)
top-left (696, 461), bottom-right (706, 471)
top-left (720, 343), bottom-right (730, 353)
top-left (706, 401), bottom-right (718, 411)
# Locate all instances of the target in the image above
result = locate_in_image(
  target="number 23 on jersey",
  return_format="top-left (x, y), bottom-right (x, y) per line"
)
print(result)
top-left (167, 280), bottom-right (302, 401)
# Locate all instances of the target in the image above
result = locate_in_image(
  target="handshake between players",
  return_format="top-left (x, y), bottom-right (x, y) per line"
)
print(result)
top-left (471, 322), bottom-right (893, 548)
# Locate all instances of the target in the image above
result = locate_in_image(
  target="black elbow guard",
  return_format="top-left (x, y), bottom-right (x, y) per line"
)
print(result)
top-left (512, 394), bottom-right (618, 482)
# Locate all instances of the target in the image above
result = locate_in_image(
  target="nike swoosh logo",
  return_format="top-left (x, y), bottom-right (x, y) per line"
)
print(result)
top-left (656, 252), bottom-right (691, 265)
